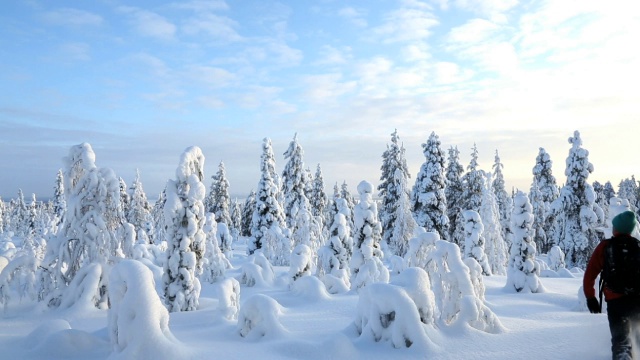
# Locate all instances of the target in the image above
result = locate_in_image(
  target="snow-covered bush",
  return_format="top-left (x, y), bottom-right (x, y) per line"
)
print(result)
top-left (289, 244), bottom-right (313, 284)
top-left (237, 294), bottom-right (286, 340)
top-left (351, 267), bottom-right (435, 350)
top-left (317, 198), bottom-right (352, 289)
top-left (109, 260), bottom-right (184, 359)
top-left (58, 263), bottom-right (106, 311)
top-left (506, 191), bottom-right (543, 293)
top-left (216, 277), bottom-right (240, 320)
top-left (238, 252), bottom-right (275, 287)
top-left (201, 213), bottom-right (230, 284)
top-left (405, 230), bottom-right (439, 270)
top-left (547, 245), bottom-right (566, 271)
top-left (0, 253), bottom-right (38, 312)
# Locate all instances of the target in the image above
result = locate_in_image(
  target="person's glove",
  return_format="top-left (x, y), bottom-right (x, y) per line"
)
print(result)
top-left (587, 297), bottom-right (601, 314)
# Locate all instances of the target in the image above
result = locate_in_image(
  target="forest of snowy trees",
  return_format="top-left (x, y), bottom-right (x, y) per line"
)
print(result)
top-left (0, 129), bottom-right (639, 353)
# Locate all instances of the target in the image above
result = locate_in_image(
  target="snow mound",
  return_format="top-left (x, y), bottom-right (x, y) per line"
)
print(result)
top-left (108, 259), bottom-right (187, 359)
top-left (26, 319), bottom-right (109, 358)
top-left (237, 294), bottom-right (287, 340)
top-left (291, 275), bottom-right (330, 301)
top-left (238, 252), bottom-right (275, 287)
top-left (321, 273), bottom-right (350, 294)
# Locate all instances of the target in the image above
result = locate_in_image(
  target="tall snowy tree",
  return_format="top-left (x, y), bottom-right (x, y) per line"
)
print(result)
top-left (230, 198), bottom-right (242, 240)
top-left (118, 177), bottom-right (130, 219)
top-left (163, 146), bottom-right (207, 312)
top-left (453, 145), bottom-right (485, 252)
top-left (492, 150), bottom-right (512, 243)
top-left (462, 210), bottom-right (492, 276)
top-left (310, 164), bottom-right (328, 220)
top-left (411, 131), bottom-right (449, 240)
top-left (445, 146), bottom-right (465, 245)
top-left (532, 147), bottom-right (560, 248)
top-left (378, 129), bottom-right (410, 251)
top-left (206, 161), bottom-right (233, 226)
top-left (350, 180), bottom-right (388, 290)
top-left (127, 169), bottom-right (152, 244)
top-left (506, 191), bottom-right (542, 293)
top-left (318, 197), bottom-right (353, 289)
top-left (480, 172), bottom-right (508, 275)
top-left (618, 177), bottom-right (638, 213)
top-left (40, 142), bottom-right (123, 308)
top-left (241, 190), bottom-right (256, 237)
top-left (550, 131), bottom-right (600, 267)
top-left (341, 181), bottom-right (356, 232)
top-left (250, 138), bottom-right (289, 263)
top-left (151, 188), bottom-right (166, 245)
top-left (52, 169), bottom-right (66, 228)
top-left (281, 134), bottom-right (310, 232)
top-left (388, 169), bottom-right (417, 257)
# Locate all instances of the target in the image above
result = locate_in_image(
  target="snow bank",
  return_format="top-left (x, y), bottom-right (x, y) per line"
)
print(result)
top-left (108, 259), bottom-right (187, 359)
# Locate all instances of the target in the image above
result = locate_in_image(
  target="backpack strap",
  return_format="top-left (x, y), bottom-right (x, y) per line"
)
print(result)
top-left (598, 276), bottom-right (604, 312)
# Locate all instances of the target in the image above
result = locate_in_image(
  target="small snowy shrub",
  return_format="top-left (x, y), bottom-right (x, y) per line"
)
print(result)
top-left (216, 277), bottom-right (240, 320)
top-left (238, 253), bottom-right (275, 287)
top-left (237, 294), bottom-right (286, 340)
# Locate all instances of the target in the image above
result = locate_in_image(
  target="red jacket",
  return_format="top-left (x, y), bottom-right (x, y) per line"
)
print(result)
top-left (583, 236), bottom-right (638, 301)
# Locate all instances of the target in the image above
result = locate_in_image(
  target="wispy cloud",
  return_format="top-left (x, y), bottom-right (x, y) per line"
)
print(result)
top-left (118, 6), bottom-right (177, 40)
top-left (41, 8), bottom-right (103, 27)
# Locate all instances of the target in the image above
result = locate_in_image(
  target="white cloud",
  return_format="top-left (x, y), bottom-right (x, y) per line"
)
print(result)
top-left (373, 7), bottom-right (439, 43)
top-left (302, 73), bottom-right (357, 103)
top-left (41, 8), bottom-right (103, 27)
top-left (118, 6), bottom-right (177, 40)
top-left (314, 45), bottom-right (351, 66)
top-left (338, 7), bottom-right (368, 27)
top-left (185, 65), bottom-right (235, 88)
top-left (182, 12), bottom-right (242, 42)
top-left (58, 42), bottom-right (91, 62)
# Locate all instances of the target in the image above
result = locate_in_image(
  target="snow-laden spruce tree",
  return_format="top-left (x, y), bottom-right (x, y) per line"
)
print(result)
top-left (241, 190), bottom-right (256, 237)
top-left (411, 131), bottom-right (449, 240)
top-left (550, 131), bottom-right (601, 267)
top-left (52, 169), bottom-right (66, 228)
top-left (462, 210), bottom-right (492, 276)
top-left (40, 142), bottom-right (123, 308)
top-left (532, 147), bottom-right (560, 249)
top-left (163, 146), bottom-right (207, 312)
top-left (206, 161), bottom-right (233, 226)
top-left (281, 134), bottom-right (311, 234)
top-left (317, 197), bottom-right (353, 290)
top-left (388, 169), bottom-right (417, 257)
top-left (445, 146), bottom-right (465, 245)
top-left (151, 188), bottom-right (166, 245)
top-left (506, 191), bottom-right (543, 293)
top-left (310, 164), bottom-right (328, 221)
top-left (201, 213), bottom-right (230, 284)
top-left (618, 177), bottom-right (639, 213)
top-left (127, 169), bottom-right (152, 244)
top-left (479, 172), bottom-right (507, 275)
top-left (341, 181), bottom-right (356, 231)
top-left (350, 180), bottom-right (389, 291)
top-left (529, 181), bottom-right (548, 254)
top-left (0, 198), bottom-right (4, 234)
top-left (378, 129), bottom-right (411, 253)
top-left (12, 189), bottom-right (28, 238)
top-left (492, 150), bottom-right (512, 243)
top-left (453, 145), bottom-right (484, 253)
top-left (230, 198), bottom-right (242, 241)
top-left (118, 177), bottom-right (130, 219)
top-left (250, 138), bottom-right (289, 263)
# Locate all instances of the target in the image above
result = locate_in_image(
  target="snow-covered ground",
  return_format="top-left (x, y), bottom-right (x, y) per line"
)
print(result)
top-left (0, 242), bottom-right (612, 360)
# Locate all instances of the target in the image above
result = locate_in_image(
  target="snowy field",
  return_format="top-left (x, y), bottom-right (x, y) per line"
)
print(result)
top-left (0, 241), bottom-right (612, 360)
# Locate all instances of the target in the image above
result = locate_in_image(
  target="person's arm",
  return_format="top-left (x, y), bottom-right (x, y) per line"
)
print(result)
top-left (583, 241), bottom-right (606, 299)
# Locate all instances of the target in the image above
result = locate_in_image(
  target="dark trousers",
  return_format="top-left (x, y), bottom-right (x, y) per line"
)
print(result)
top-left (607, 296), bottom-right (640, 360)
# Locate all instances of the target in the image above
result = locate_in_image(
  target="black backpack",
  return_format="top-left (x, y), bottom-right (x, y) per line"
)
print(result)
top-left (602, 235), bottom-right (640, 296)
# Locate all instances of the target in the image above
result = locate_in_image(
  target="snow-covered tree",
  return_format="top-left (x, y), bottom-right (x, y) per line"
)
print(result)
top-left (618, 177), bottom-right (638, 213)
top-left (462, 210), bottom-right (491, 275)
top-left (201, 213), bottom-right (230, 283)
top-left (341, 181), bottom-right (356, 231)
top-left (479, 172), bottom-right (507, 275)
top-left (532, 147), bottom-right (560, 247)
top-left (506, 191), bottom-right (542, 293)
top-left (318, 197), bottom-right (353, 289)
top-left (52, 169), bottom-right (66, 228)
top-left (309, 164), bottom-right (328, 220)
top-left (378, 129), bottom-right (411, 252)
top-left (529, 181), bottom-right (548, 254)
top-left (206, 161), bottom-right (233, 226)
top-left (281, 134), bottom-right (310, 232)
top-left (40, 142), bottom-right (123, 308)
top-left (445, 146), bottom-right (465, 245)
top-left (550, 131), bottom-right (600, 267)
top-left (250, 138), bottom-right (289, 261)
top-left (411, 131), bottom-right (449, 240)
top-left (163, 146), bottom-right (207, 312)
top-left (241, 190), bottom-right (256, 237)
top-left (350, 180), bottom-right (389, 291)
top-left (118, 177), bottom-right (130, 219)
top-left (230, 198), bottom-right (242, 241)
top-left (151, 189), bottom-right (166, 245)
top-left (453, 145), bottom-right (484, 252)
top-left (388, 169), bottom-right (417, 257)
top-left (127, 170), bottom-right (152, 244)
top-left (492, 150), bottom-right (512, 243)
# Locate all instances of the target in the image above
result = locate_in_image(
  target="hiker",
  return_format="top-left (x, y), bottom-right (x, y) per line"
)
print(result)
top-left (584, 210), bottom-right (640, 359)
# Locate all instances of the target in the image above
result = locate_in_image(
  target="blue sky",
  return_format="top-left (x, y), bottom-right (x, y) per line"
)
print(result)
top-left (1, 0), bottom-right (638, 200)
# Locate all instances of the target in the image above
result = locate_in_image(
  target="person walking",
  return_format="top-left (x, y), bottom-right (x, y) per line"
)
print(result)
top-left (584, 210), bottom-right (640, 359)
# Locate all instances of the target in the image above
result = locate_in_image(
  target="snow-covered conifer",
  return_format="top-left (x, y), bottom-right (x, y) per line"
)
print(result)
top-left (151, 189), bottom-right (166, 245)
top-left (281, 134), bottom-right (310, 231)
top-left (250, 138), bottom-right (289, 262)
top-left (163, 146), bottom-right (207, 312)
top-left (201, 213), bottom-right (230, 283)
top-left (547, 245), bottom-right (566, 271)
top-left (230, 198), bottom-right (242, 241)
top-left (550, 131), bottom-right (600, 267)
top-left (317, 198), bottom-right (353, 288)
top-left (618, 177), bottom-right (638, 213)
top-left (118, 177), bottom-right (130, 218)
top-left (207, 161), bottom-right (233, 226)
top-left (480, 172), bottom-right (507, 275)
top-left (378, 129), bottom-right (411, 252)
top-left (445, 146), bottom-right (465, 245)
top-left (310, 164), bottom-right (328, 220)
top-left (532, 147), bottom-right (560, 247)
top-left (388, 169), bottom-right (417, 257)
top-left (241, 190), bottom-right (256, 237)
top-left (492, 150), bottom-right (512, 243)
top-left (411, 132), bottom-right (449, 240)
top-left (341, 181), bottom-right (356, 231)
top-left (507, 191), bottom-right (542, 293)
top-left (453, 145), bottom-right (485, 253)
top-left (529, 181), bottom-right (548, 254)
top-left (52, 169), bottom-right (66, 227)
top-left (289, 244), bottom-right (313, 284)
top-left (462, 210), bottom-right (491, 275)
top-left (350, 180), bottom-right (389, 291)
top-left (127, 170), bottom-right (152, 244)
